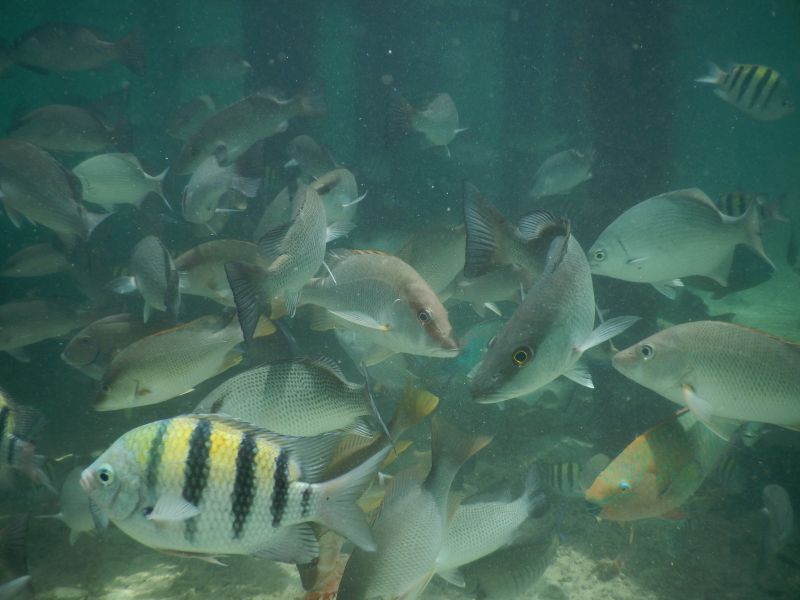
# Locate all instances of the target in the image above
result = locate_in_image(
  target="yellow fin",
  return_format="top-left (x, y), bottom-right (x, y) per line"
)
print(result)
top-left (253, 315), bottom-right (276, 338)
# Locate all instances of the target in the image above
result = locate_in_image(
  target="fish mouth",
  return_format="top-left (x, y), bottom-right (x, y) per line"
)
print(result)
top-left (471, 388), bottom-right (512, 405)
top-left (80, 467), bottom-right (96, 493)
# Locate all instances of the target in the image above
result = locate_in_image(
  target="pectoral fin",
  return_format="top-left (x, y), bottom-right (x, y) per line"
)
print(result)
top-left (147, 495), bottom-right (201, 523)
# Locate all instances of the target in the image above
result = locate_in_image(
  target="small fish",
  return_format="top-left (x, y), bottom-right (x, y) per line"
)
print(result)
top-left (0, 243), bottom-right (71, 278)
top-left (696, 63), bottom-right (794, 121)
top-left (285, 134), bottom-right (338, 180)
top-left (175, 239), bottom-right (261, 306)
top-left (760, 484), bottom-right (793, 572)
top-left (715, 191), bottom-right (789, 224)
top-left (9, 104), bottom-right (121, 154)
top-left (396, 225), bottom-right (466, 296)
top-left (302, 250), bottom-right (459, 362)
top-left (178, 45), bottom-right (251, 80)
top-left (61, 313), bottom-right (156, 381)
top-left (612, 321), bottom-right (800, 435)
top-left (529, 149), bottom-right (593, 198)
top-left (38, 466), bottom-right (97, 544)
top-left (174, 84), bottom-right (326, 175)
top-left (194, 356), bottom-right (386, 438)
top-left (0, 139), bottom-right (108, 240)
top-left (435, 469), bottom-right (547, 586)
top-left (337, 417), bottom-right (491, 600)
top-left (95, 314), bottom-right (274, 411)
top-left (9, 23), bottom-right (144, 74)
top-left (585, 410), bottom-right (729, 521)
top-left (389, 91), bottom-right (466, 151)
top-left (73, 153), bottom-right (167, 211)
top-left (444, 266), bottom-right (530, 317)
top-left (167, 95), bottom-right (217, 141)
top-left (110, 236), bottom-right (180, 323)
top-left (470, 215), bottom-right (638, 403)
top-left (226, 186), bottom-right (349, 340)
top-left (0, 388), bottom-right (51, 490)
top-left (588, 188), bottom-right (774, 297)
top-left (81, 414), bottom-right (390, 562)
top-left (181, 156), bottom-right (260, 225)
top-left (0, 300), bottom-right (99, 361)
top-left (538, 454), bottom-right (610, 499)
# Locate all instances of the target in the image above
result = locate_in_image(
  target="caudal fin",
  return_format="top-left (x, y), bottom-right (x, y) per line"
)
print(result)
top-left (317, 446), bottom-right (391, 551)
top-left (225, 260), bottom-right (267, 343)
top-left (386, 89), bottom-right (416, 139)
top-left (426, 416), bottom-right (492, 500)
top-left (116, 29), bottom-right (146, 75)
top-left (389, 386), bottom-right (439, 439)
top-left (695, 61), bottom-right (724, 85)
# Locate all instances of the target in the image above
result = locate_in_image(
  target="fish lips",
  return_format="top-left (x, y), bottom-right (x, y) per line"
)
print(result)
top-left (610, 346), bottom-right (637, 375)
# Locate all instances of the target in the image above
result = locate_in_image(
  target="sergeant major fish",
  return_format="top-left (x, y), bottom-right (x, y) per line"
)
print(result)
top-left (696, 62), bottom-right (794, 121)
top-left (0, 387), bottom-right (52, 491)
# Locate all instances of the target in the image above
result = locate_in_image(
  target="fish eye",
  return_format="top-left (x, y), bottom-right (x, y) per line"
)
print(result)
top-left (487, 335), bottom-right (496, 349)
top-left (593, 249), bottom-right (606, 262)
top-left (97, 464), bottom-right (114, 486)
top-left (640, 344), bottom-right (654, 360)
top-left (511, 346), bottom-right (532, 367)
top-left (619, 480), bottom-right (631, 492)
top-left (417, 308), bottom-right (432, 323)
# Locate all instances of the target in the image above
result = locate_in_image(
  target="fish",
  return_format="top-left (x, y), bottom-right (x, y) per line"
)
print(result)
top-left (72, 153), bottom-right (167, 211)
top-left (38, 466), bottom-right (97, 544)
top-left (110, 235), bottom-right (180, 323)
top-left (0, 300), bottom-right (99, 361)
top-left (175, 239), bottom-right (261, 306)
top-left (181, 156), bottom-right (261, 226)
top-left (173, 84), bottom-right (326, 175)
top-left (94, 314), bottom-right (274, 411)
top-left (61, 313), bottom-right (156, 381)
top-left (0, 139), bottom-right (108, 240)
top-left (435, 469), bottom-right (548, 586)
top-left (9, 23), bottom-right (144, 74)
top-left (396, 225), bottom-right (466, 296)
top-left (587, 188), bottom-right (774, 297)
top-left (389, 91), bottom-right (466, 151)
top-left (285, 134), bottom-right (338, 180)
top-left (759, 484), bottom-right (793, 572)
top-left (538, 454), bottom-right (611, 499)
top-left (444, 266), bottom-right (530, 317)
top-left (302, 250), bottom-right (459, 362)
top-left (716, 191), bottom-right (789, 224)
top-left (178, 45), bottom-right (252, 80)
top-left (612, 321), bottom-right (800, 435)
top-left (193, 356), bottom-right (386, 437)
top-left (0, 388), bottom-right (51, 490)
top-left (226, 186), bottom-right (349, 340)
top-left (80, 414), bottom-right (390, 562)
top-left (167, 95), bottom-right (218, 141)
top-left (8, 104), bottom-right (121, 154)
top-left (529, 149), bottom-right (593, 198)
top-left (696, 63), bottom-right (794, 121)
top-left (585, 409), bottom-right (729, 521)
top-left (0, 243), bottom-right (72, 278)
top-left (336, 417), bottom-right (491, 600)
top-left (469, 215), bottom-right (638, 403)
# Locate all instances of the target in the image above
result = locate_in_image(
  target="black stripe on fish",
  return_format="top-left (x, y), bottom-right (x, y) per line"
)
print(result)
top-left (300, 484), bottom-right (312, 518)
top-left (231, 432), bottom-right (257, 539)
top-left (7, 436), bottom-right (17, 466)
top-left (0, 407), bottom-right (9, 442)
top-left (145, 420), bottom-right (169, 491)
top-left (567, 462), bottom-right (575, 492)
top-left (270, 448), bottom-right (289, 527)
top-left (761, 72), bottom-right (782, 109)
top-left (727, 65), bottom-right (744, 93)
top-left (737, 66), bottom-right (758, 104)
top-left (182, 419), bottom-right (212, 542)
top-left (749, 68), bottom-right (772, 109)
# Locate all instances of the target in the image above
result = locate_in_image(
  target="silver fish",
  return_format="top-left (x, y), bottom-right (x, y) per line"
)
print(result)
top-left (38, 466), bottom-right (97, 545)
top-left (389, 91), bottom-right (466, 150)
top-left (529, 148), bottom-right (593, 198)
top-left (73, 153), bottom-right (167, 210)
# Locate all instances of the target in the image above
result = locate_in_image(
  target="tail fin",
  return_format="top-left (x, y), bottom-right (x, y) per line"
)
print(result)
top-left (425, 416), bottom-right (492, 499)
top-left (116, 29), bottom-right (146, 75)
top-left (741, 200), bottom-right (776, 271)
top-left (81, 208), bottom-right (112, 241)
top-left (389, 385), bottom-right (439, 439)
top-left (462, 181), bottom-right (512, 278)
top-left (296, 80), bottom-right (326, 118)
top-left (317, 446), bottom-right (391, 551)
top-left (225, 260), bottom-right (268, 343)
top-left (0, 513), bottom-right (29, 576)
top-left (695, 61), bottom-right (724, 85)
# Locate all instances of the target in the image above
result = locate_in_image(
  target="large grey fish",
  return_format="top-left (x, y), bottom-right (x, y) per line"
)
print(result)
top-left (469, 218), bottom-right (638, 403)
top-left (285, 134), bottom-right (338, 179)
top-left (226, 186), bottom-right (349, 341)
top-left (336, 417), bottom-right (491, 600)
top-left (529, 148), bottom-right (593, 198)
top-left (587, 188), bottom-right (774, 297)
top-left (178, 45), bottom-right (251, 80)
top-left (612, 321), bottom-right (800, 435)
top-left (111, 236), bottom-right (180, 323)
top-left (0, 243), bottom-right (72, 278)
top-left (175, 239), bottom-right (261, 306)
top-left (181, 155), bottom-right (260, 226)
top-left (73, 153), bottom-right (167, 210)
top-left (61, 313), bottom-right (156, 380)
top-left (9, 105), bottom-right (119, 154)
top-left (38, 466), bottom-right (97, 545)
top-left (80, 414), bottom-right (390, 563)
top-left (389, 91), bottom-right (466, 151)
top-left (696, 63), bottom-right (794, 121)
top-left (95, 314), bottom-right (274, 411)
top-left (0, 139), bottom-right (107, 240)
top-left (173, 84), bottom-right (326, 175)
top-left (302, 250), bottom-right (459, 362)
top-left (396, 225), bottom-right (466, 296)
top-left (759, 484), bottom-right (793, 572)
top-left (194, 356), bottom-right (385, 437)
top-left (9, 23), bottom-right (144, 74)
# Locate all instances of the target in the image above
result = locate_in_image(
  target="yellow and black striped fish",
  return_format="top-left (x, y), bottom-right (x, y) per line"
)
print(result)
top-left (0, 386), bottom-right (52, 490)
top-left (80, 414), bottom-right (388, 564)
top-left (696, 62), bottom-right (794, 121)
top-left (716, 191), bottom-right (789, 224)
top-left (537, 454), bottom-right (610, 499)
